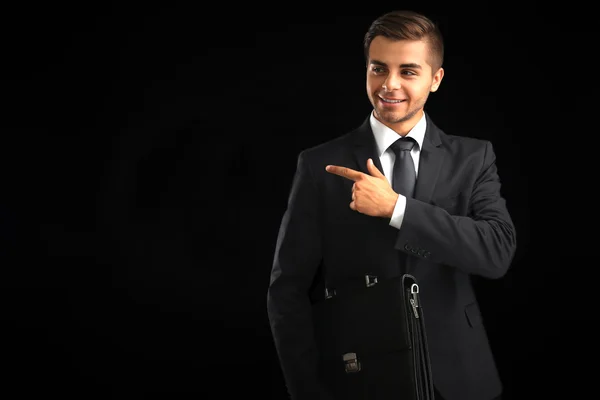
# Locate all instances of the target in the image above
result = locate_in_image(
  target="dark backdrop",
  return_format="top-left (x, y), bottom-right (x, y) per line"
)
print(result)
top-left (2, 3), bottom-right (596, 399)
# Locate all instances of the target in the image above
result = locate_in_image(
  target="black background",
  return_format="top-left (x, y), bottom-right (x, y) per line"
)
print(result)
top-left (2, 2), bottom-right (596, 399)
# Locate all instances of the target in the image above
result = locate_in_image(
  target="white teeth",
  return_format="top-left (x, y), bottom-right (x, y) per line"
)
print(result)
top-left (382, 98), bottom-right (402, 103)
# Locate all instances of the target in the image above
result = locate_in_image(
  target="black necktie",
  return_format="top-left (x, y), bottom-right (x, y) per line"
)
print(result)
top-left (390, 137), bottom-right (417, 198)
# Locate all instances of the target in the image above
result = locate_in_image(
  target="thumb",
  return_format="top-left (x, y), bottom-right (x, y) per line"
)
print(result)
top-left (367, 158), bottom-right (385, 178)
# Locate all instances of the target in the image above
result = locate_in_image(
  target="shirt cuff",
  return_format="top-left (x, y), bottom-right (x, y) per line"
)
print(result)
top-left (389, 194), bottom-right (407, 229)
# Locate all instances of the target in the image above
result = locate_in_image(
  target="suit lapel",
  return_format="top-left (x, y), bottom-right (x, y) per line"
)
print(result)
top-left (414, 113), bottom-right (445, 205)
top-left (348, 118), bottom-right (395, 238)
top-left (351, 117), bottom-right (384, 176)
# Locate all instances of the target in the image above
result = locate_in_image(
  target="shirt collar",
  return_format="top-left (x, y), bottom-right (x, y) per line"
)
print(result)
top-left (369, 111), bottom-right (426, 156)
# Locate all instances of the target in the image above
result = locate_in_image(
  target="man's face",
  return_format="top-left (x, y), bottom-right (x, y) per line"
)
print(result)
top-left (366, 36), bottom-right (444, 134)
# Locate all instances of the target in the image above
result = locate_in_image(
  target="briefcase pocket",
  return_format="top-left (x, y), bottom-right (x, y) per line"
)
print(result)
top-left (312, 274), bottom-right (434, 400)
top-left (324, 347), bottom-right (417, 399)
top-left (312, 275), bottom-right (412, 358)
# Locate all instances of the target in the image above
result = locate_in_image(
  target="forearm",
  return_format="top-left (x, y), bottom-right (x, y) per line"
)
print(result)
top-left (397, 197), bottom-right (516, 278)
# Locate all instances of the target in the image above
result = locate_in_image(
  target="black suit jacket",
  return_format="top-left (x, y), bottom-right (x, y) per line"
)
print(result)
top-left (267, 112), bottom-right (517, 400)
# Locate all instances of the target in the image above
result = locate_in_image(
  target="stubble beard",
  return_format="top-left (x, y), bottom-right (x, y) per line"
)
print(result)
top-left (374, 104), bottom-right (421, 126)
top-left (372, 93), bottom-right (428, 127)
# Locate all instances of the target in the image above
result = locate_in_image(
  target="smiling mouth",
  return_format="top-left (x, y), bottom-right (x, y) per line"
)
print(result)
top-left (379, 97), bottom-right (405, 104)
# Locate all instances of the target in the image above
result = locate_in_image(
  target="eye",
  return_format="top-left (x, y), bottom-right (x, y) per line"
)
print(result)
top-left (402, 70), bottom-right (417, 76)
top-left (371, 66), bottom-right (386, 74)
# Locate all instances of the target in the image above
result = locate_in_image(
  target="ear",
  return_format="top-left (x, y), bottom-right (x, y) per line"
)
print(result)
top-left (430, 67), bottom-right (444, 92)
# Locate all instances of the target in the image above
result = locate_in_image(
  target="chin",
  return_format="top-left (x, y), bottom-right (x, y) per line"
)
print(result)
top-left (377, 109), bottom-right (404, 123)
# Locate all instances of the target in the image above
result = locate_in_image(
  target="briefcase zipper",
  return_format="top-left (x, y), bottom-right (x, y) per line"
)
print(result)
top-left (410, 283), bottom-right (419, 319)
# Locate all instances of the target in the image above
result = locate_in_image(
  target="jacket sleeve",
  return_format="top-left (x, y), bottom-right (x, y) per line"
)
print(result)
top-left (397, 141), bottom-right (517, 279)
top-left (267, 151), bottom-right (333, 400)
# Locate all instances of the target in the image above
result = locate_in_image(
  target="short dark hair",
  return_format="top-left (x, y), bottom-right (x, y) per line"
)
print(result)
top-left (364, 10), bottom-right (444, 72)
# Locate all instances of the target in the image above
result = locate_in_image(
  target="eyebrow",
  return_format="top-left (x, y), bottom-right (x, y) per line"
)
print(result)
top-left (370, 60), bottom-right (422, 69)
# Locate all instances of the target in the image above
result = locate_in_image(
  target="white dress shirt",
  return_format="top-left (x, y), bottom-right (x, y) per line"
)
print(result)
top-left (369, 111), bottom-right (426, 229)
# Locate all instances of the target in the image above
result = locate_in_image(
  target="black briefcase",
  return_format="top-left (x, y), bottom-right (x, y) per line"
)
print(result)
top-left (311, 273), bottom-right (434, 400)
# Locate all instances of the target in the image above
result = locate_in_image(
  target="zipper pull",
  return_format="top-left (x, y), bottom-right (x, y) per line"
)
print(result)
top-left (410, 283), bottom-right (419, 318)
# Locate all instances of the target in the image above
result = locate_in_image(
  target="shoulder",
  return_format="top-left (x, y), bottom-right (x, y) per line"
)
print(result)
top-left (302, 133), bottom-right (353, 158)
top-left (428, 117), bottom-right (495, 155)
top-left (426, 116), bottom-right (500, 173)
top-left (298, 121), bottom-right (368, 162)
top-left (443, 131), bottom-right (491, 152)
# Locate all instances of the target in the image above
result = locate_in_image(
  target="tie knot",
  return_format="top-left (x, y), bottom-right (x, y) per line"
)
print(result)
top-left (390, 137), bottom-right (416, 153)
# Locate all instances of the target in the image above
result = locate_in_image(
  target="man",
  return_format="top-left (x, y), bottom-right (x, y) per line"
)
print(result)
top-left (267, 10), bottom-right (516, 400)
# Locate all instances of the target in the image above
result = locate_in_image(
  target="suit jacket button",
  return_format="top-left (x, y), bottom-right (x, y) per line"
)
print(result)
top-left (404, 243), bottom-right (411, 251)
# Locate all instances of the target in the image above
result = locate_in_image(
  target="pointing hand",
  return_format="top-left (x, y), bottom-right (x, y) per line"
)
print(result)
top-left (325, 159), bottom-right (399, 218)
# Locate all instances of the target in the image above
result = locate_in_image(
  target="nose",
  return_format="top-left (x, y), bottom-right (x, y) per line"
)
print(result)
top-left (382, 74), bottom-right (401, 92)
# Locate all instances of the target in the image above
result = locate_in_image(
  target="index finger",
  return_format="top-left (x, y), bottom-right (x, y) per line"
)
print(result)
top-left (325, 165), bottom-right (364, 181)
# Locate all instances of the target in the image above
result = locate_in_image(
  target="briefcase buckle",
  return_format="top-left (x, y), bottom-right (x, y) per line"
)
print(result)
top-left (324, 287), bottom-right (336, 299)
top-left (342, 352), bottom-right (361, 373)
top-left (365, 274), bottom-right (378, 287)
